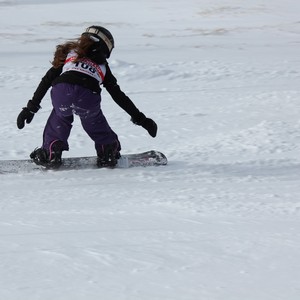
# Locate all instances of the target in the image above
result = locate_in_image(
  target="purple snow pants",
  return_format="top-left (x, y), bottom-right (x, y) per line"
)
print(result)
top-left (42, 83), bottom-right (120, 153)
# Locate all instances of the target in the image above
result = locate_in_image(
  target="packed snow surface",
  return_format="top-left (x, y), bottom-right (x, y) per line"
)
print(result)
top-left (0, 0), bottom-right (300, 299)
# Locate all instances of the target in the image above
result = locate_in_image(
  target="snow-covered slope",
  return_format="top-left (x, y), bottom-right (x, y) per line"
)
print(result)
top-left (0, 0), bottom-right (300, 299)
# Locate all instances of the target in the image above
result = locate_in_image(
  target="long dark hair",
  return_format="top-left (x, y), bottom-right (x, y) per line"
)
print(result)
top-left (51, 35), bottom-right (95, 68)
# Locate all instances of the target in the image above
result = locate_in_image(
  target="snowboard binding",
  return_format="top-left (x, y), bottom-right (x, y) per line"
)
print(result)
top-left (96, 142), bottom-right (121, 168)
top-left (30, 141), bottom-right (63, 169)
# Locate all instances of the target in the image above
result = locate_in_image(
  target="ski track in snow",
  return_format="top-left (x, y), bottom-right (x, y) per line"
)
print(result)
top-left (1, 0), bottom-right (300, 299)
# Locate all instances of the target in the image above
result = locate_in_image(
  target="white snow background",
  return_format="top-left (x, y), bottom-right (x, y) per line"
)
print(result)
top-left (1, 0), bottom-right (300, 299)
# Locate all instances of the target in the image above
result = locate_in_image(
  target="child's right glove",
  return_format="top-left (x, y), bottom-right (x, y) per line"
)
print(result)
top-left (131, 112), bottom-right (158, 138)
top-left (17, 100), bottom-right (41, 129)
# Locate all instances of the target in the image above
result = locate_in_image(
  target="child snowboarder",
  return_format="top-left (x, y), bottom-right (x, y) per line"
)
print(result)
top-left (17, 25), bottom-right (157, 167)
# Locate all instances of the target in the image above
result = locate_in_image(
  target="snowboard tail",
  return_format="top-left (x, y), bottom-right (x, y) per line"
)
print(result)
top-left (0, 150), bottom-right (167, 174)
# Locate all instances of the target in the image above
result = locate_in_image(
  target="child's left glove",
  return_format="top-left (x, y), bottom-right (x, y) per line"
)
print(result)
top-left (17, 100), bottom-right (40, 129)
top-left (131, 112), bottom-right (158, 138)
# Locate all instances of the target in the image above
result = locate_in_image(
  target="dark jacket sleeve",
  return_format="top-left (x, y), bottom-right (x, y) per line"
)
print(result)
top-left (103, 64), bottom-right (141, 118)
top-left (31, 66), bottom-right (63, 107)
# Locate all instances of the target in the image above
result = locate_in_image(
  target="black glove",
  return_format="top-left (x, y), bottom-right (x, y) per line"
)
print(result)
top-left (131, 112), bottom-right (158, 138)
top-left (17, 100), bottom-right (40, 129)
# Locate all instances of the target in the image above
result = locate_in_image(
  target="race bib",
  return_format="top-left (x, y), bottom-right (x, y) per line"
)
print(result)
top-left (62, 50), bottom-right (106, 83)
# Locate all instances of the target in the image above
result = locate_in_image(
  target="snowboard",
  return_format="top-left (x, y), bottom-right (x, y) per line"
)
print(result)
top-left (0, 150), bottom-right (167, 174)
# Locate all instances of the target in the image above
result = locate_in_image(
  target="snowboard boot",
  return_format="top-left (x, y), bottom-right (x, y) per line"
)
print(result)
top-left (48, 140), bottom-right (63, 168)
top-left (97, 142), bottom-right (120, 168)
top-left (30, 140), bottom-right (63, 168)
